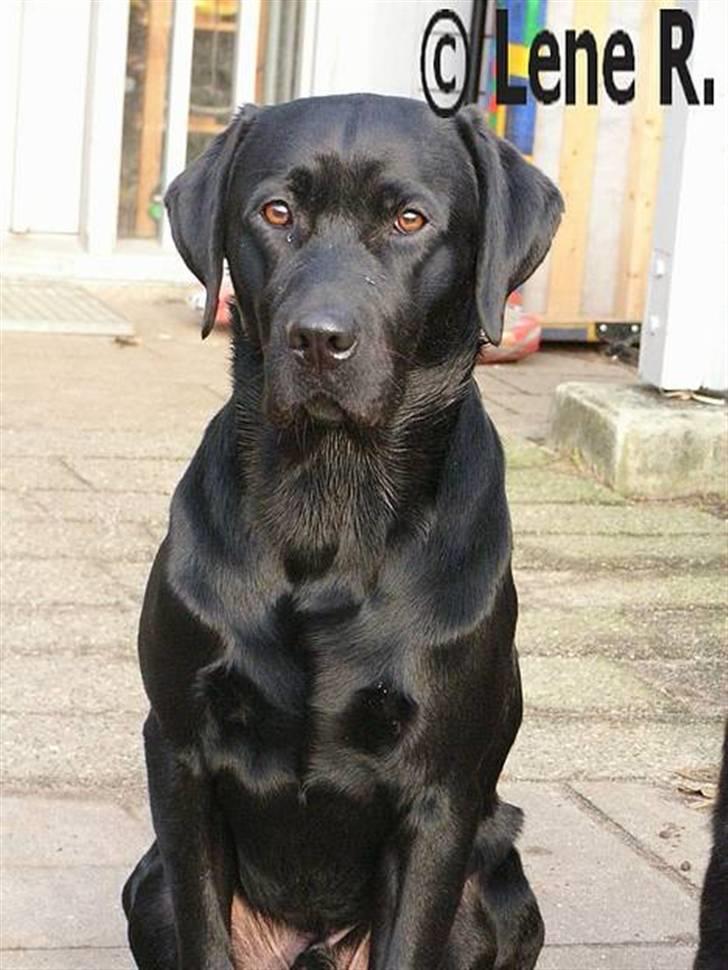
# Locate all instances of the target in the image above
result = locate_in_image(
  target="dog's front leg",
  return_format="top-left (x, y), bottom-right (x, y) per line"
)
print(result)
top-left (143, 713), bottom-right (235, 970)
top-left (369, 784), bottom-right (479, 970)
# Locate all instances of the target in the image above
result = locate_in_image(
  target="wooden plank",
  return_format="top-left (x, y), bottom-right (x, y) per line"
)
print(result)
top-left (188, 114), bottom-right (227, 135)
top-left (545, 0), bottom-right (609, 321)
top-left (579, 1), bottom-right (642, 320)
top-left (195, 14), bottom-right (237, 33)
top-left (614, 0), bottom-right (665, 321)
top-left (521, 0), bottom-right (571, 316)
top-left (134, 0), bottom-right (173, 237)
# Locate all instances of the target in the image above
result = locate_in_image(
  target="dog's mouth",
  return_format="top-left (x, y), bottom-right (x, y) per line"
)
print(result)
top-left (263, 384), bottom-right (352, 429)
top-left (262, 350), bottom-right (395, 431)
top-left (303, 394), bottom-right (346, 425)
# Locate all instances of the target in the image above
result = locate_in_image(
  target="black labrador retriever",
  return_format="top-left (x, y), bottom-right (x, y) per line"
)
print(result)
top-left (122, 94), bottom-right (563, 970)
top-left (695, 718), bottom-right (728, 970)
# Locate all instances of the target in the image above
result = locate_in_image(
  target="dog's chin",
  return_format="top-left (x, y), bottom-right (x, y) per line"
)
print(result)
top-left (264, 392), bottom-right (354, 430)
top-left (263, 371), bottom-right (395, 432)
top-left (266, 395), bottom-right (389, 435)
top-left (303, 394), bottom-right (346, 426)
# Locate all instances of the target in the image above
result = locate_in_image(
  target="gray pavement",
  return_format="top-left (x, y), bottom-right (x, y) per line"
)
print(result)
top-left (1, 281), bottom-right (725, 969)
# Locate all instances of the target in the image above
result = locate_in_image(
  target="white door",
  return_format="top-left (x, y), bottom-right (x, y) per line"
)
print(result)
top-left (11, 0), bottom-right (92, 234)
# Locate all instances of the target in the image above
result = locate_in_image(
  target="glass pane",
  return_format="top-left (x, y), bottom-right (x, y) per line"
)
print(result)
top-left (118, 0), bottom-right (174, 239)
top-left (187, 0), bottom-right (241, 164)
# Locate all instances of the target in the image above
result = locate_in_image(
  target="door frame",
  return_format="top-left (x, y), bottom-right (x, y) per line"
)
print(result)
top-left (81, 0), bottom-right (131, 254)
top-left (160, 0), bottom-right (261, 251)
top-left (5, 0), bottom-right (264, 256)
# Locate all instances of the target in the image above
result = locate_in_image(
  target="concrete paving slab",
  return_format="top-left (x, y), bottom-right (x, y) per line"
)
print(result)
top-left (1, 519), bottom-right (156, 562)
top-left (30, 489), bottom-right (170, 527)
top-left (480, 387), bottom-right (520, 413)
top-left (502, 393), bottom-right (558, 419)
top-left (0, 713), bottom-right (145, 795)
top-left (1, 795), bottom-right (151, 868)
top-left (1, 427), bottom-right (200, 460)
top-left (481, 402), bottom-right (517, 430)
top-left (1, 864), bottom-right (130, 949)
top-left (502, 782), bottom-right (697, 946)
top-left (487, 352), bottom-right (635, 383)
top-left (510, 503), bottom-right (721, 536)
top-left (0, 490), bottom-right (49, 521)
top-left (495, 370), bottom-right (637, 396)
top-left (516, 605), bottom-right (726, 661)
top-left (63, 457), bottom-right (187, 494)
top-left (501, 436), bottom-right (560, 469)
top-left (0, 603), bottom-right (139, 657)
top-left (519, 657), bottom-right (686, 716)
top-left (538, 943), bottom-right (695, 969)
top-left (514, 570), bottom-right (728, 611)
top-left (1, 458), bottom-right (88, 491)
top-left (103, 561), bottom-right (154, 603)
top-left (633, 658), bottom-right (728, 717)
top-left (0, 360), bottom-right (225, 398)
top-left (506, 467), bottom-right (627, 505)
top-left (571, 781), bottom-right (713, 890)
top-left (502, 414), bottom-right (553, 438)
top-left (0, 558), bottom-right (133, 608)
top-left (505, 717), bottom-right (722, 782)
top-left (0, 375), bottom-right (213, 412)
top-left (1, 332), bottom-right (141, 363)
top-left (0, 947), bottom-right (134, 969)
top-left (0, 655), bottom-right (146, 716)
top-left (514, 533), bottom-right (726, 572)
top-left (1, 381), bottom-right (221, 434)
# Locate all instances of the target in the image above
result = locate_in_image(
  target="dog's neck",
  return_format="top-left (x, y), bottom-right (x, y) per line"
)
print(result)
top-left (230, 327), bottom-right (474, 586)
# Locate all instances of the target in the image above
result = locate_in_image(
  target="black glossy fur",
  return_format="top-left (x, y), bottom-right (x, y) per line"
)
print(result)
top-left (122, 94), bottom-right (563, 970)
top-left (695, 720), bottom-right (728, 970)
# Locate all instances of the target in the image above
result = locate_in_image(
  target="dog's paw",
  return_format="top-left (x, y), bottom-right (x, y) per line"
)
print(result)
top-left (291, 944), bottom-right (337, 969)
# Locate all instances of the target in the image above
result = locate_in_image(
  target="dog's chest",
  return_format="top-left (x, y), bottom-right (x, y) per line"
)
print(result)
top-left (329, 679), bottom-right (416, 756)
top-left (201, 642), bottom-right (415, 791)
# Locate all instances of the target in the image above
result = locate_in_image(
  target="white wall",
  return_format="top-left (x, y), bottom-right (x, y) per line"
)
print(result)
top-left (639, 0), bottom-right (728, 392)
top-left (302, 0), bottom-right (473, 101)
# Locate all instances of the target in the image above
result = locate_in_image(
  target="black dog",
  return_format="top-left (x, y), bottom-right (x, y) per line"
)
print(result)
top-left (695, 719), bottom-right (728, 970)
top-left (122, 94), bottom-right (562, 970)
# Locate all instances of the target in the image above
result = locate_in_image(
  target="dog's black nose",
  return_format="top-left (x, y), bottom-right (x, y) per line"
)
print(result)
top-left (287, 314), bottom-right (358, 370)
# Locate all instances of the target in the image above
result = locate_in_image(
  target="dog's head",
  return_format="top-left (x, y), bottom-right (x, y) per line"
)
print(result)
top-left (166, 95), bottom-right (562, 429)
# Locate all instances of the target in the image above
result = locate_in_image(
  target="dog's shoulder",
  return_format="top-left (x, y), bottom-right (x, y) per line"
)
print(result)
top-left (437, 381), bottom-right (509, 529)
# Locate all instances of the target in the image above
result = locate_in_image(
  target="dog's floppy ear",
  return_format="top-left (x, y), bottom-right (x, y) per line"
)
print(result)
top-left (456, 106), bottom-right (563, 346)
top-left (165, 104), bottom-right (259, 338)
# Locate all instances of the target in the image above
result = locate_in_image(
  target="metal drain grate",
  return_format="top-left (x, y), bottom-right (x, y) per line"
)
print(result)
top-left (0, 282), bottom-right (134, 336)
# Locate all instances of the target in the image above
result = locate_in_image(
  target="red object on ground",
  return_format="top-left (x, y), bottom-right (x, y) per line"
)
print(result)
top-left (216, 280), bottom-right (235, 325)
top-left (477, 299), bottom-right (541, 364)
top-left (188, 279), bottom-right (236, 327)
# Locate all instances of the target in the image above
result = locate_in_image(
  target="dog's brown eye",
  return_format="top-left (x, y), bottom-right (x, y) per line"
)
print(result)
top-left (395, 209), bottom-right (427, 234)
top-left (262, 200), bottom-right (292, 227)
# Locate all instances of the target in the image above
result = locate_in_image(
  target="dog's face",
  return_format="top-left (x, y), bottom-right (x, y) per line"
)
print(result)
top-left (224, 99), bottom-right (479, 428)
top-left (165, 95), bottom-right (562, 429)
